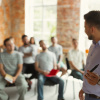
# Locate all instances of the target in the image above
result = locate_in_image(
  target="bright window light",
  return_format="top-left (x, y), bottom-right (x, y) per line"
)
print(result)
top-left (25, 0), bottom-right (57, 45)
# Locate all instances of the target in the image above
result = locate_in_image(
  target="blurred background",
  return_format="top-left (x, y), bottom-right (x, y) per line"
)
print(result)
top-left (0, 0), bottom-right (100, 53)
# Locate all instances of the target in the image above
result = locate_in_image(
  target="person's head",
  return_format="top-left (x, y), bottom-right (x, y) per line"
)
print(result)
top-left (51, 36), bottom-right (57, 44)
top-left (84, 11), bottom-right (100, 41)
top-left (9, 37), bottom-right (15, 43)
top-left (30, 37), bottom-right (35, 44)
top-left (4, 38), bottom-right (14, 52)
top-left (39, 40), bottom-right (47, 51)
top-left (72, 38), bottom-right (78, 49)
top-left (22, 35), bottom-right (29, 45)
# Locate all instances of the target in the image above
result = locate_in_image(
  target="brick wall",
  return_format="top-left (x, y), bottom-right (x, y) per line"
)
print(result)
top-left (11, 0), bottom-right (25, 47)
top-left (57, 0), bottom-right (80, 49)
top-left (0, 0), bottom-right (80, 48)
top-left (0, 0), bottom-right (24, 47)
top-left (0, 0), bottom-right (11, 46)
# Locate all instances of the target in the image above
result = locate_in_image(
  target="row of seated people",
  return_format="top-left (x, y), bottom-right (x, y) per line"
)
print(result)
top-left (0, 35), bottom-right (86, 100)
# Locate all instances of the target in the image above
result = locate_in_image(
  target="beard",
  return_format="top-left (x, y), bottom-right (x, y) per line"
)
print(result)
top-left (42, 47), bottom-right (47, 51)
top-left (88, 35), bottom-right (94, 40)
top-left (24, 42), bottom-right (29, 46)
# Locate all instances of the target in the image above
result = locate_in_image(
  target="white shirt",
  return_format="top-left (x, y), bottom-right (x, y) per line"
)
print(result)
top-left (36, 51), bottom-right (56, 71)
top-left (19, 45), bottom-right (38, 64)
top-left (68, 49), bottom-right (86, 70)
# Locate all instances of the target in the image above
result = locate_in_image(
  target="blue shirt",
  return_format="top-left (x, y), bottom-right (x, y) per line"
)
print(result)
top-left (82, 41), bottom-right (100, 96)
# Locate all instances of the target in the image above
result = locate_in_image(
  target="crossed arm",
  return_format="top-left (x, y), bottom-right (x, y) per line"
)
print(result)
top-left (23, 52), bottom-right (32, 58)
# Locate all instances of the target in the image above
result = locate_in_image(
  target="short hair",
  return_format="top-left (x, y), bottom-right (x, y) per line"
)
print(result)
top-left (84, 11), bottom-right (100, 30)
top-left (51, 36), bottom-right (57, 40)
top-left (39, 40), bottom-right (44, 44)
top-left (4, 38), bottom-right (11, 46)
top-left (72, 38), bottom-right (77, 41)
top-left (22, 35), bottom-right (27, 40)
top-left (9, 36), bottom-right (13, 39)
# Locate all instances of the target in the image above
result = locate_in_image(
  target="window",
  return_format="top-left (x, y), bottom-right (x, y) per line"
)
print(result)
top-left (25, 0), bottom-right (57, 45)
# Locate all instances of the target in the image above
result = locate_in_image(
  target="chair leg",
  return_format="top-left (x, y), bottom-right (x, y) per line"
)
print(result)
top-left (64, 80), bottom-right (67, 93)
top-left (73, 78), bottom-right (75, 100)
top-left (34, 79), bottom-right (37, 95)
top-left (55, 85), bottom-right (58, 94)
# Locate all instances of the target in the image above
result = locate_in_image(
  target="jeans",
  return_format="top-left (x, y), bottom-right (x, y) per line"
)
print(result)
top-left (70, 69), bottom-right (83, 80)
top-left (85, 94), bottom-right (100, 100)
top-left (37, 74), bottom-right (64, 100)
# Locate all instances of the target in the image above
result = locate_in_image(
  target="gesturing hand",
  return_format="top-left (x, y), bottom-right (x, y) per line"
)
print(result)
top-left (85, 70), bottom-right (99, 85)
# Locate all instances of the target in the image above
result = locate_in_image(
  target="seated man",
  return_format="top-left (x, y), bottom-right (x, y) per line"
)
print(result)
top-left (67, 38), bottom-right (86, 80)
top-left (48, 36), bottom-right (67, 76)
top-left (0, 38), bottom-right (28, 100)
top-left (35, 40), bottom-right (65, 100)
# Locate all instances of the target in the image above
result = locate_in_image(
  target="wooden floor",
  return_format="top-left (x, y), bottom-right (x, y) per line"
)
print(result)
top-left (4, 73), bottom-right (83, 100)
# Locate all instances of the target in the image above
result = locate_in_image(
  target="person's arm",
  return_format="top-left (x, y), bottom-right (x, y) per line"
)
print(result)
top-left (53, 54), bottom-right (57, 69)
top-left (57, 46), bottom-right (63, 68)
top-left (13, 64), bottom-right (23, 83)
top-left (23, 52), bottom-right (32, 58)
top-left (85, 70), bottom-right (99, 85)
top-left (12, 53), bottom-right (23, 83)
top-left (69, 61), bottom-right (84, 74)
top-left (58, 55), bottom-right (62, 65)
top-left (0, 63), bottom-right (6, 77)
top-left (35, 61), bottom-right (49, 76)
top-left (19, 47), bottom-right (32, 58)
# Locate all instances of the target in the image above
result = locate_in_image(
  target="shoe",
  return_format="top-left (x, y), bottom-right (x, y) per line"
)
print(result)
top-left (28, 80), bottom-right (32, 91)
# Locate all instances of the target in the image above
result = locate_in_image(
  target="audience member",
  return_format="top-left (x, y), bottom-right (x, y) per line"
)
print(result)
top-left (30, 36), bottom-right (39, 55)
top-left (48, 37), bottom-right (67, 76)
top-left (0, 38), bottom-right (28, 100)
top-left (19, 35), bottom-right (38, 90)
top-left (30, 37), bottom-right (36, 44)
top-left (35, 40), bottom-right (65, 100)
top-left (68, 39), bottom-right (86, 80)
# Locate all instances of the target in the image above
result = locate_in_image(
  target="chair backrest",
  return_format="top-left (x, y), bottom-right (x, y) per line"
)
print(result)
top-left (65, 57), bottom-right (70, 69)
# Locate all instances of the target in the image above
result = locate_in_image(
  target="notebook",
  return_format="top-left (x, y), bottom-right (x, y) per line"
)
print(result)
top-left (5, 74), bottom-right (13, 83)
top-left (46, 69), bottom-right (59, 77)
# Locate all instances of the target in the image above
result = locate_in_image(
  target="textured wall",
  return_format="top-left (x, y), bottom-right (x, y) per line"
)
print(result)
top-left (57, 0), bottom-right (80, 49)
top-left (0, 0), bottom-right (24, 47)
top-left (0, 0), bottom-right (80, 48)
top-left (11, 0), bottom-right (25, 47)
top-left (0, 0), bottom-right (11, 46)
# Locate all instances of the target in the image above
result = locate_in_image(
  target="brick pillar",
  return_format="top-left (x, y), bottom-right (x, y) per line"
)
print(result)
top-left (57, 0), bottom-right (80, 49)
top-left (11, 0), bottom-right (25, 47)
top-left (0, 0), bottom-right (11, 46)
